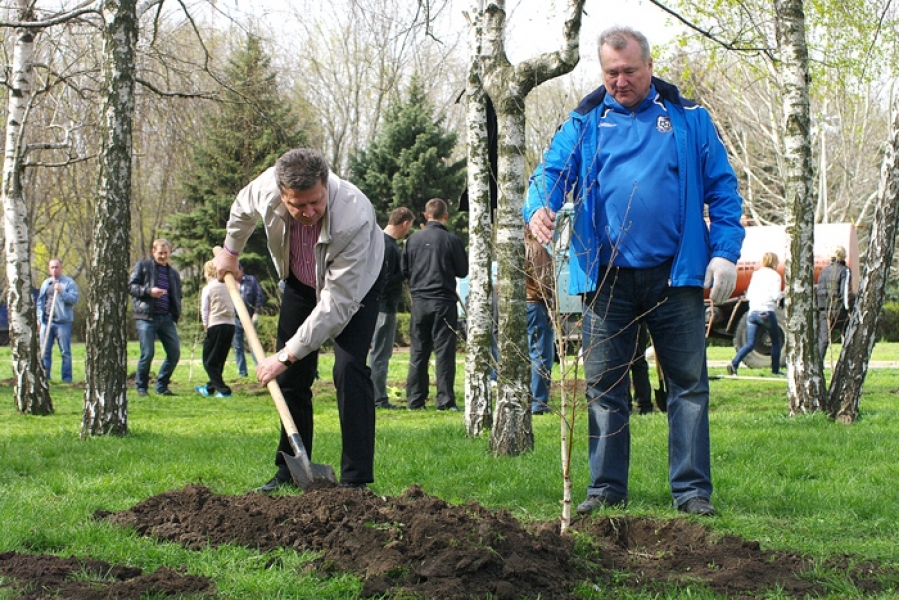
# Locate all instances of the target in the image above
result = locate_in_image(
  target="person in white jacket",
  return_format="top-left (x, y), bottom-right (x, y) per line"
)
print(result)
top-left (728, 252), bottom-right (783, 376)
top-left (213, 148), bottom-right (384, 492)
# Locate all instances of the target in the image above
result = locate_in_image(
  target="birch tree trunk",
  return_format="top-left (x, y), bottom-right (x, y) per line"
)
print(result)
top-left (82, 0), bottom-right (137, 437)
top-left (824, 93), bottom-right (899, 423)
top-left (3, 0), bottom-right (52, 415)
top-left (477, 0), bottom-right (585, 456)
top-left (463, 1), bottom-right (494, 436)
top-left (774, 0), bottom-right (826, 416)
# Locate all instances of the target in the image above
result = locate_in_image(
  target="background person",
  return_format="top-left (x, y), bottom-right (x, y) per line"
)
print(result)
top-left (212, 148), bottom-right (384, 492)
top-left (525, 226), bottom-right (555, 415)
top-left (129, 239), bottom-right (182, 397)
top-left (232, 262), bottom-right (265, 378)
top-left (402, 198), bottom-right (468, 412)
top-left (728, 252), bottom-right (783, 376)
top-left (197, 261), bottom-right (235, 398)
top-left (627, 322), bottom-right (654, 415)
top-left (369, 207), bottom-right (415, 410)
top-left (37, 258), bottom-right (80, 383)
top-left (816, 245), bottom-right (854, 359)
top-left (524, 26), bottom-right (744, 517)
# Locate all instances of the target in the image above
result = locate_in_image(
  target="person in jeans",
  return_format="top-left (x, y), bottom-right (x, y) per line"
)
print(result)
top-left (232, 262), bottom-right (265, 378)
top-left (403, 198), bottom-right (468, 411)
top-left (129, 239), bottom-right (182, 397)
top-left (37, 258), bottom-right (80, 382)
top-left (524, 26), bottom-right (744, 516)
top-left (197, 261), bottom-right (235, 398)
top-left (729, 252), bottom-right (783, 376)
top-left (369, 207), bottom-right (415, 409)
top-left (525, 227), bottom-right (554, 415)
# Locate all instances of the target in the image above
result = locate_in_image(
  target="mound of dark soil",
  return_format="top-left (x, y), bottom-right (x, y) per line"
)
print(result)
top-left (3, 484), bottom-right (895, 599)
top-left (0, 551), bottom-right (214, 599)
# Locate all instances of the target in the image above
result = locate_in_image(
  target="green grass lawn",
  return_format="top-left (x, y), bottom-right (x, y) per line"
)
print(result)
top-left (1, 341), bottom-right (898, 598)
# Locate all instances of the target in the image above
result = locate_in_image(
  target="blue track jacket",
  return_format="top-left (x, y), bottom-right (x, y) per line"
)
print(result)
top-left (524, 77), bottom-right (745, 295)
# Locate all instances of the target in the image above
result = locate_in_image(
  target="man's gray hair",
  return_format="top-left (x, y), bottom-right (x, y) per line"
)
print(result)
top-left (598, 26), bottom-right (651, 64)
top-left (275, 148), bottom-right (330, 193)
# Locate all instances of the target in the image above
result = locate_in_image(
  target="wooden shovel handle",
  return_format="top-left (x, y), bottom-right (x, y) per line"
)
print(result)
top-left (214, 249), bottom-right (300, 439)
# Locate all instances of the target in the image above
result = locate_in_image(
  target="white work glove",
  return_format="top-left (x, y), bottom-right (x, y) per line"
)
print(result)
top-left (704, 257), bottom-right (737, 305)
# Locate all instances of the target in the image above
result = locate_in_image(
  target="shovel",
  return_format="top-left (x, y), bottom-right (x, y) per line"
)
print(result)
top-left (216, 251), bottom-right (337, 490)
top-left (40, 285), bottom-right (59, 367)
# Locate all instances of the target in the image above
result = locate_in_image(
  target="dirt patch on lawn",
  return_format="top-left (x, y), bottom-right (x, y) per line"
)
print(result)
top-left (2, 484), bottom-right (895, 599)
top-left (0, 551), bottom-right (214, 599)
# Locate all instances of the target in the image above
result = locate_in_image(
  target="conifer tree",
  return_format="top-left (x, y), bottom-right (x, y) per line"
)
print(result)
top-left (349, 75), bottom-right (466, 227)
top-left (168, 34), bottom-right (306, 290)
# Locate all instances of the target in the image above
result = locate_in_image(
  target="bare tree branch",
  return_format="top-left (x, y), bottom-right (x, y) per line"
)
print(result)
top-left (0, 0), bottom-right (99, 28)
top-left (135, 76), bottom-right (218, 99)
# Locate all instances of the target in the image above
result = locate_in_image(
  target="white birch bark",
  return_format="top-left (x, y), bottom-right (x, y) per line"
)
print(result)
top-left (825, 92), bottom-right (899, 423)
top-left (3, 0), bottom-right (52, 415)
top-left (463, 1), bottom-right (494, 436)
top-left (774, 0), bottom-right (827, 415)
top-left (475, 0), bottom-right (585, 462)
top-left (82, 0), bottom-right (137, 437)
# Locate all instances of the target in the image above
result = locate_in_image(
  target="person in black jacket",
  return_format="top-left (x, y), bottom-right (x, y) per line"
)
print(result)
top-left (403, 198), bottom-right (468, 411)
top-left (129, 238), bottom-right (182, 397)
top-left (817, 245), bottom-right (854, 359)
top-left (369, 207), bottom-right (415, 409)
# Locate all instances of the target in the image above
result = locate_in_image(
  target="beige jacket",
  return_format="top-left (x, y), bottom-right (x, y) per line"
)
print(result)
top-left (223, 168), bottom-right (384, 361)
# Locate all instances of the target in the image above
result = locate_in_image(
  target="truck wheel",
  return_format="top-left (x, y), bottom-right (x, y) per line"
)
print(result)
top-left (733, 308), bottom-right (787, 369)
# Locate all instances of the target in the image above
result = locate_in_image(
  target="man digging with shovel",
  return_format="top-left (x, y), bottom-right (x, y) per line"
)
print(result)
top-left (213, 148), bottom-right (384, 492)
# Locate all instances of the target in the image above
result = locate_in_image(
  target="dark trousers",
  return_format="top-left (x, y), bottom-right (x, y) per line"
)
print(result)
top-left (818, 309), bottom-right (848, 358)
top-left (274, 277), bottom-right (381, 485)
top-left (627, 323), bottom-right (653, 413)
top-left (203, 324), bottom-right (234, 394)
top-left (406, 299), bottom-right (459, 409)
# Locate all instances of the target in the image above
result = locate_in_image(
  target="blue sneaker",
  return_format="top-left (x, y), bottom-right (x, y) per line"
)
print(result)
top-left (195, 385), bottom-right (211, 397)
top-left (214, 391), bottom-right (232, 398)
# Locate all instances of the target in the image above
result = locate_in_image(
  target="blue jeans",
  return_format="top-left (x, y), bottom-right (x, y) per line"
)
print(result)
top-left (582, 261), bottom-right (711, 507)
top-left (135, 314), bottom-right (181, 392)
top-left (733, 310), bottom-right (781, 373)
top-left (40, 321), bottom-right (73, 382)
top-left (369, 311), bottom-right (397, 402)
top-left (232, 321), bottom-right (258, 377)
top-left (527, 302), bottom-right (554, 412)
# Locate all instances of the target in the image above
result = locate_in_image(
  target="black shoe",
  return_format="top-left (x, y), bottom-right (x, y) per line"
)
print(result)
top-left (136, 389), bottom-right (148, 397)
top-left (532, 409), bottom-right (550, 415)
top-left (726, 364), bottom-right (737, 376)
top-left (254, 475), bottom-right (294, 493)
top-left (637, 405), bottom-right (653, 415)
top-left (678, 497), bottom-right (717, 516)
top-left (340, 481), bottom-right (367, 489)
top-left (437, 405), bottom-right (459, 412)
top-left (157, 388), bottom-right (176, 396)
top-left (576, 495), bottom-right (626, 515)
top-left (408, 405), bottom-right (427, 411)
top-left (376, 401), bottom-right (401, 410)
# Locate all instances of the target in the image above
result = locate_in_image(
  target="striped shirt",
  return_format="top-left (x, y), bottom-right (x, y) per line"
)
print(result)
top-left (289, 218), bottom-right (321, 289)
top-left (154, 264), bottom-right (171, 315)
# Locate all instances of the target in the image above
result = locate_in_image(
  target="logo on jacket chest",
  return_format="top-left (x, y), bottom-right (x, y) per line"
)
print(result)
top-left (656, 116), bottom-right (672, 133)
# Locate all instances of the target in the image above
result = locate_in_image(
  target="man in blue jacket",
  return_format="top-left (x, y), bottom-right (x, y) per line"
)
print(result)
top-left (524, 26), bottom-right (744, 516)
top-left (37, 258), bottom-right (80, 382)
